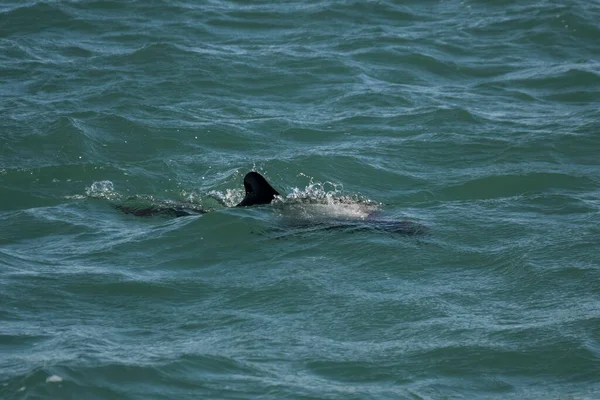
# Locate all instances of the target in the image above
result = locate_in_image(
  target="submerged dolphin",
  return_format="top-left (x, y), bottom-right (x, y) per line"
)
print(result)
top-left (116, 171), bottom-right (426, 235)
top-left (115, 171), bottom-right (280, 216)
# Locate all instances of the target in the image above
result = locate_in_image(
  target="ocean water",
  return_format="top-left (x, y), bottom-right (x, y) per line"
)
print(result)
top-left (1, 0), bottom-right (600, 398)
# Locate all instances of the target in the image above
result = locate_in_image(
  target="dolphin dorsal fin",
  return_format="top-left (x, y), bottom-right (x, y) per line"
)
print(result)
top-left (236, 172), bottom-right (280, 207)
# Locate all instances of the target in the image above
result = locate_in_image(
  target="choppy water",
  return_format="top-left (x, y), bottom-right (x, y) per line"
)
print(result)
top-left (2, 0), bottom-right (600, 399)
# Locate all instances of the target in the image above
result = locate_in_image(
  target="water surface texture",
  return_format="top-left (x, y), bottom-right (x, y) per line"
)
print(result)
top-left (1, 0), bottom-right (600, 399)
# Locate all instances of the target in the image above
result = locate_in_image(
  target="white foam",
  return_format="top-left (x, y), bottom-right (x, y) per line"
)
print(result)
top-left (85, 180), bottom-right (121, 201)
top-left (274, 179), bottom-right (380, 222)
top-left (64, 194), bottom-right (86, 200)
top-left (278, 201), bottom-right (376, 221)
top-left (46, 375), bottom-right (63, 383)
top-left (207, 188), bottom-right (244, 207)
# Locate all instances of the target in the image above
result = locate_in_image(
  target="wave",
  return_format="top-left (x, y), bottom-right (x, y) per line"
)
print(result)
top-left (0, 2), bottom-right (95, 38)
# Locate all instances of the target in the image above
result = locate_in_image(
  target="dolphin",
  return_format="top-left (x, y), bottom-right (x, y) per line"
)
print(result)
top-left (115, 171), bottom-right (426, 235)
top-left (115, 171), bottom-right (280, 217)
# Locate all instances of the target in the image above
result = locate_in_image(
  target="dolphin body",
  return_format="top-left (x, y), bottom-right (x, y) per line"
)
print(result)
top-left (115, 171), bottom-right (278, 217)
top-left (116, 171), bottom-right (426, 235)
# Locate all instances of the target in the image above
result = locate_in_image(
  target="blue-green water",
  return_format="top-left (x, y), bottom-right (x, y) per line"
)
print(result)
top-left (2, 0), bottom-right (600, 398)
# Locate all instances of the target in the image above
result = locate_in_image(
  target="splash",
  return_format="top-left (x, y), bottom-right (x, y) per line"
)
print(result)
top-left (274, 178), bottom-right (381, 221)
top-left (45, 375), bottom-right (63, 383)
top-left (207, 188), bottom-right (245, 208)
top-left (85, 180), bottom-right (122, 201)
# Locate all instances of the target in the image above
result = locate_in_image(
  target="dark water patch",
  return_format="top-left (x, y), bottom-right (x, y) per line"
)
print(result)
top-left (454, 61), bottom-right (518, 81)
top-left (350, 48), bottom-right (461, 85)
top-left (401, 52), bottom-right (462, 81)
top-left (204, 15), bottom-right (292, 32)
top-left (223, 278), bottom-right (321, 315)
top-left (461, 2), bottom-right (568, 35)
top-left (54, 44), bottom-right (95, 59)
top-left (474, 82), bottom-right (543, 103)
top-left (505, 67), bottom-right (600, 92)
top-left (207, 7), bottom-right (301, 31)
top-left (158, 353), bottom-right (264, 378)
top-left (306, 359), bottom-right (409, 384)
top-left (545, 89), bottom-right (600, 103)
top-left (61, 275), bottom-right (217, 302)
top-left (0, 333), bottom-right (49, 350)
top-left (279, 127), bottom-right (348, 144)
top-left (308, 1), bottom-right (424, 25)
top-left (413, 339), bottom-right (600, 380)
top-left (0, 187), bottom-right (61, 213)
top-left (536, 264), bottom-right (600, 299)
top-left (70, 0), bottom-right (130, 12)
top-left (440, 172), bottom-right (593, 201)
top-left (420, 106), bottom-right (482, 126)
top-left (333, 28), bottom-right (415, 54)
top-left (67, 112), bottom-right (189, 156)
top-left (0, 2), bottom-right (76, 38)
top-left (105, 43), bottom-right (193, 69)
top-left (0, 205), bottom-right (98, 247)
top-left (331, 91), bottom-right (412, 116)
top-left (0, 41), bottom-right (38, 70)
top-left (518, 193), bottom-right (599, 215)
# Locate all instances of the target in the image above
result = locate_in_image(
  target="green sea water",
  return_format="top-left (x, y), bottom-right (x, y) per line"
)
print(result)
top-left (1, 0), bottom-right (600, 399)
